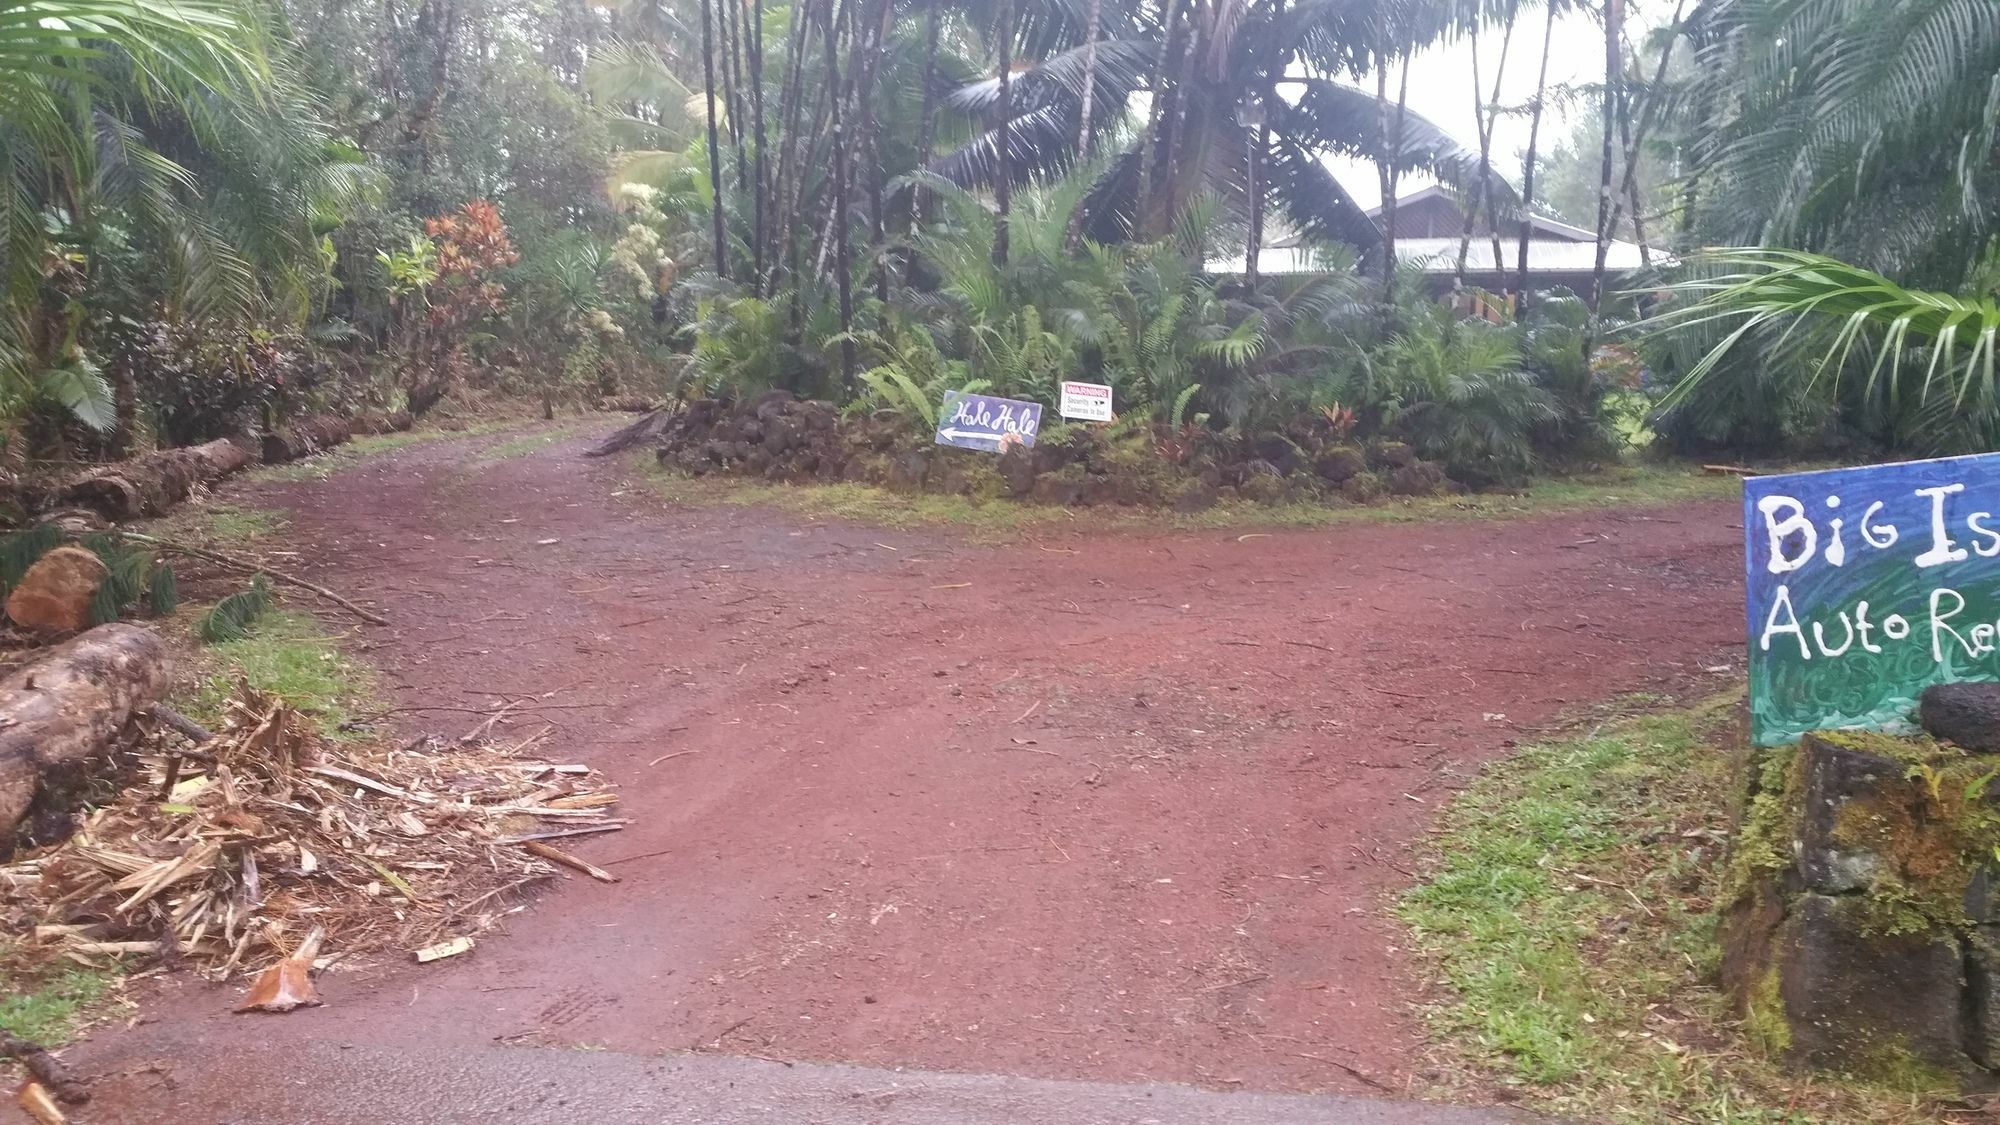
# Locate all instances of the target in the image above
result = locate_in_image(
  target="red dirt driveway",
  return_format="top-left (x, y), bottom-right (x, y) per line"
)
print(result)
top-left (67, 423), bottom-right (1747, 1113)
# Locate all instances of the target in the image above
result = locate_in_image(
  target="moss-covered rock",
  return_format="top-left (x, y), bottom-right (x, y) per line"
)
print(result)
top-left (647, 398), bottom-right (1470, 510)
top-left (1721, 728), bottom-right (2000, 1087)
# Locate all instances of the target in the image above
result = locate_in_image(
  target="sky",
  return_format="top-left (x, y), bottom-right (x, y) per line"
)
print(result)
top-left (1327, 6), bottom-right (1621, 211)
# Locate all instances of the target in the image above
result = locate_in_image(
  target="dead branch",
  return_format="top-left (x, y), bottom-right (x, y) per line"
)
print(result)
top-left (112, 531), bottom-right (390, 627)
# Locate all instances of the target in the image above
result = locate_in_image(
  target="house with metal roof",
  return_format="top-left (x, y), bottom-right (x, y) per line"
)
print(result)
top-left (1212, 186), bottom-right (1654, 295)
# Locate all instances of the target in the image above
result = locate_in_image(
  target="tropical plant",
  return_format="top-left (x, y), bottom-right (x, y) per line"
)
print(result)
top-left (932, 0), bottom-right (1509, 250)
top-left (1674, 0), bottom-right (2000, 290)
top-left (1373, 299), bottom-right (1559, 483)
top-left (1, 0), bottom-right (385, 449)
top-left (850, 317), bottom-right (988, 429)
top-left (1644, 248), bottom-right (2000, 453)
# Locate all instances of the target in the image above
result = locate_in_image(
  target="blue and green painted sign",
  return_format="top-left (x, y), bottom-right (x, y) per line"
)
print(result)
top-left (934, 391), bottom-right (1041, 452)
top-left (1747, 454), bottom-right (2000, 746)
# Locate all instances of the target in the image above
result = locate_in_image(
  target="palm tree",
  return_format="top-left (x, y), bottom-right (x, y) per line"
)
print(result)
top-left (931, 0), bottom-right (1505, 251)
top-left (1646, 249), bottom-right (2000, 451)
top-left (1587, 0), bottom-right (1622, 313)
top-left (0, 0), bottom-right (365, 433)
top-left (1674, 0), bottom-right (2000, 291)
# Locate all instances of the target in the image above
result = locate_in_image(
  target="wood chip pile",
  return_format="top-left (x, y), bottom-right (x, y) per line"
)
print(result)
top-left (0, 684), bottom-right (619, 978)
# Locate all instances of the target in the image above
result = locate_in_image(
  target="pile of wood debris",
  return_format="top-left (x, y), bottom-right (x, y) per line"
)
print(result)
top-left (0, 684), bottom-right (620, 984)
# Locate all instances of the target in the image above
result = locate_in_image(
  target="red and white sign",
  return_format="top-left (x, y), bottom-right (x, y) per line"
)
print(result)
top-left (1059, 381), bottom-right (1114, 422)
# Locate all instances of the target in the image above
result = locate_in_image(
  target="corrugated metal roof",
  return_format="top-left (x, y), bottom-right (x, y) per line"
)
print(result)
top-left (1207, 236), bottom-right (1654, 277)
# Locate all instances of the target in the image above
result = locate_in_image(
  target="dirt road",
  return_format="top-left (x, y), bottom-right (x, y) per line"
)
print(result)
top-left (67, 422), bottom-right (1746, 1117)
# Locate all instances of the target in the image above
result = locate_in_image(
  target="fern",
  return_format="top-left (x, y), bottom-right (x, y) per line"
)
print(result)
top-left (86, 578), bottom-right (124, 627)
top-left (1170, 384), bottom-right (1203, 429)
top-left (147, 563), bottom-right (179, 616)
top-left (198, 575), bottom-right (273, 643)
top-left (0, 524), bottom-right (61, 590)
top-left (81, 535), bottom-right (156, 620)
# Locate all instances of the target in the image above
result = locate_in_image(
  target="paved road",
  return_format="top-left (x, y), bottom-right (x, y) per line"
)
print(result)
top-left (70, 1037), bottom-right (1536, 1124)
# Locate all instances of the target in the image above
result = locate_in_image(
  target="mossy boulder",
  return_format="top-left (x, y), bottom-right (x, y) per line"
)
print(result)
top-left (1238, 466), bottom-right (1288, 505)
top-left (997, 444), bottom-right (1036, 497)
top-left (1722, 729), bottom-right (2000, 1088)
top-left (1774, 893), bottom-right (1967, 1084)
top-left (1031, 466), bottom-right (1088, 507)
top-left (1171, 479), bottom-right (1218, 513)
top-left (1313, 445), bottom-right (1367, 484)
top-left (1388, 460), bottom-right (1449, 497)
top-left (1373, 440), bottom-right (1417, 467)
top-left (1339, 471), bottom-right (1386, 503)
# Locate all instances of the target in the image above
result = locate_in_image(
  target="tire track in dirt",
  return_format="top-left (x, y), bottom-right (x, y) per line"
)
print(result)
top-left (82, 423), bottom-right (1745, 1098)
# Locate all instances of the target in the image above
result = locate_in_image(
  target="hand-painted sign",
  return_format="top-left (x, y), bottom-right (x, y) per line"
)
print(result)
top-left (1059, 381), bottom-right (1114, 422)
top-left (1746, 453), bottom-right (2000, 746)
top-left (935, 391), bottom-right (1042, 452)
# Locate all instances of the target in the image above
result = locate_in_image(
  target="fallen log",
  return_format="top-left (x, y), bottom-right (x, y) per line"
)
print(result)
top-left (0, 624), bottom-right (172, 837)
top-left (595, 396), bottom-right (663, 414)
top-left (352, 409), bottom-right (414, 436)
top-left (50, 438), bottom-right (249, 522)
top-left (585, 409), bottom-right (675, 458)
top-left (0, 1035), bottom-right (90, 1106)
top-left (261, 415), bottom-right (352, 464)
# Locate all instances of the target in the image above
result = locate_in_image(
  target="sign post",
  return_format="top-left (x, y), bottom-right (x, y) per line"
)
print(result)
top-left (1745, 454), bottom-right (2000, 746)
top-left (934, 390), bottom-right (1043, 452)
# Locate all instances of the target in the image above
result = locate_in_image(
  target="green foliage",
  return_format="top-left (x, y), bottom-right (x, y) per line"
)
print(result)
top-left (0, 524), bottom-right (62, 591)
top-left (851, 319), bottom-right (986, 430)
top-left (79, 535), bottom-right (159, 626)
top-left (147, 563), bottom-right (179, 616)
top-left (690, 296), bottom-right (819, 399)
top-left (190, 610), bottom-right (372, 737)
top-left (198, 575), bottom-right (273, 644)
top-left (1674, 0), bottom-right (2000, 290)
top-left (1400, 696), bottom-right (1942, 1120)
top-left (1647, 249), bottom-right (2000, 454)
top-left (0, 960), bottom-right (116, 1046)
top-left (1374, 301), bottom-right (1560, 485)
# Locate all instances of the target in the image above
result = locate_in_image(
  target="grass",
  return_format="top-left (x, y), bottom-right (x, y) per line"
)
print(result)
top-left (0, 958), bottom-right (118, 1046)
top-left (1399, 694), bottom-right (1951, 1122)
top-left (636, 455), bottom-right (1738, 537)
top-left (182, 608), bottom-right (375, 737)
top-left (472, 418), bottom-right (598, 464)
top-left (246, 418), bottom-right (533, 482)
top-left (142, 500), bottom-right (288, 554)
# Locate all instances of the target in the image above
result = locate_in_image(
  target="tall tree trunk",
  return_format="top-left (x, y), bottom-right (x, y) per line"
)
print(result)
top-left (1135, 0), bottom-right (1185, 240)
top-left (722, 0), bottom-right (750, 191)
top-left (1514, 2), bottom-right (1559, 304)
top-left (1456, 2), bottom-right (1517, 288)
top-left (856, 0), bottom-right (893, 302)
top-left (1062, 0), bottom-right (1104, 250)
top-left (1607, 0), bottom-right (1689, 267)
top-left (1159, 2), bottom-right (1201, 232)
top-left (992, 0), bottom-right (1014, 265)
top-left (1454, 20), bottom-right (1486, 287)
top-left (700, 0), bottom-right (730, 279)
top-left (1245, 122), bottom-right (1266, 290)
top-left (1377, 55), bottom-right (1411, 297)
top-left (750, 0), bottom-right (768, 293)
top-left (911, 0), bottom-right (943, 248)
top-left (770, 0), bottom-right (812, 296)
top-left (824, 0), bottom-right (856, 388)
top-left (1589, 0), bottom-right (1624, 315)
